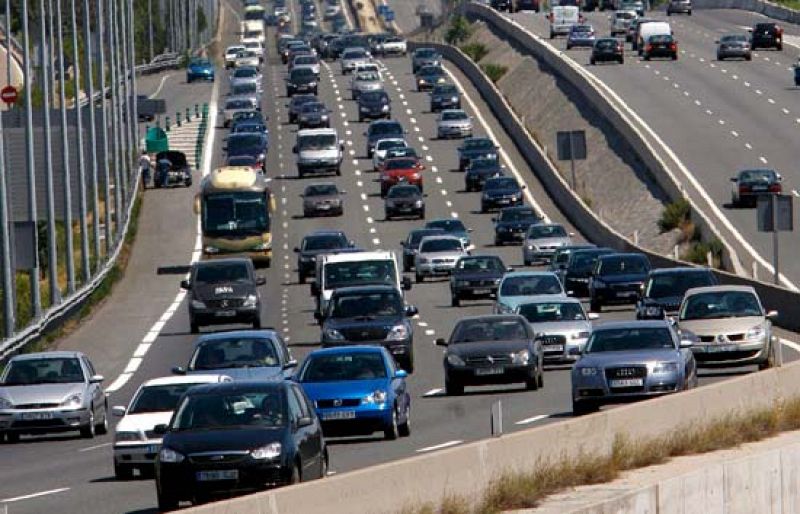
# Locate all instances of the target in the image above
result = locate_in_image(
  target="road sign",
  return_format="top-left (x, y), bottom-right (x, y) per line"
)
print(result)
top-left (0, 85), bottom-right (17, 105)
top-left (556, 130), bottom-right (587, 189)
top-left (757, 194), bottom-right (793, 285)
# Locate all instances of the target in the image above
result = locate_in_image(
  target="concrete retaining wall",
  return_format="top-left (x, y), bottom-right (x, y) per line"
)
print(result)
top-left (695, 0), bottom-right (800, 24)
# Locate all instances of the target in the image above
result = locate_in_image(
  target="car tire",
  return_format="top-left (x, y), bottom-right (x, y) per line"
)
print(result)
top-left (745, 54), bottom-right (752, 61)
top-left (590, 299), bottom-right (602, 313)
top-left (289, 463), bottom-right (302, 484)
top-left (494, 237), bottom-right (502, 247)
top-left (619, 57), bottom-right (624, 64)
top-left (80, 409), bottom-right (96, 439)
top-left (537, 366), bottom-right (544, 388)
top-left (384, 407), bottom-right (399, 440)
top-left (403, 260), bottom-right (411, 273)
top-left (419, 208), bottom-right (425, 219)
top-left (96, 406), bottom-right (108, 435)
top-left (398, 403), bottom-right (411, 437)
top-left (445, 377), bottom-right (463, 396)
top-left (253, 317), bottom-right (262, 330)
top-left (590, 58), bottom-right (596, 65)
top-left (299, 273), bottom-right (306, 284)
top-left (190, 321), bottom-right (199, 334)
top-left (157, 486), bottom-right (179, 511)
top-left (644, 54), bottom-right (650, 61)
top-left (572, 399), bottom-right (597, 416)
top-left (525, 370), bottom-right (539, 391)
top-left (415, 272), bottom-right (423, 283)
top-left (524, 258), bottom-right (532, 267)
top-left (758, 342), bottom-right (776, 370)
top-left (114, 461), bottom-right (134, 480)
top-left (672, 54), bottom-right (678, 60)
top-left (451, 294), bottom-right (460, 307)
top-left (335, 167), bottom-right (341, 177)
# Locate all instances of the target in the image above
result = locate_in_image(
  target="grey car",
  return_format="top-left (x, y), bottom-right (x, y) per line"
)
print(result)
top-left (385, 184), bottom-right (425, 220)
top-left (571, 321), bottom-right (697, 414)
top-left (172, 330), bottom-right (297, 381)
top-left (351, 70), bottom-right (383, 100)
top-left (436, 109), bottom-right (473, 139)
top-left (716, 34), bottom-right (752, 61)
top-left (677, 285), bottom-right (778, 370)
top-left (523, 223), bottom-right (574, 265)
top-left (411, 47), bottom-right (442, 74)
top-left (415, 235), bottom-right (469, 282)
top-left (301, 182), bottom-right (344, 217)
top-left (515, 296), bottom-right (598, 363)
top-left (0, 351), bottom-right (108, 441)
top-left (340, 47), bottom-right (371, 74)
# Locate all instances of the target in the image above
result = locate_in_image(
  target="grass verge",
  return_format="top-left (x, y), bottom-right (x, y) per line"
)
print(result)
top-left (401, 397), bottom-right (800, 514)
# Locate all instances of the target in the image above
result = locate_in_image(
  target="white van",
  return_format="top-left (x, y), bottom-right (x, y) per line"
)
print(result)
top-left (549, 6), bottom-right (581, 39)
top-left (637, 21), bottom-right (672, 54)
top-left (242, 20), bottom-right (265, 44)
top-left (313, 251), bottom-right (412, 317)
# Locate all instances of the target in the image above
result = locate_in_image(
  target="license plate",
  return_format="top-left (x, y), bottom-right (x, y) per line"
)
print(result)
top-left (752, 186), bottom-right (767, 191)
top-left (21, 412), bottom-right (53, 420)
top-left (475, 367), bottom-right (504, 376)
top-left (706, 344), bottom-right (737, 353)
top-left (318, 204), bottom-right (331, 210)
top-left (399, 207), bottom-right (413, 212)
top-left (322, 410), bottom-right (356, 421)
top-left (472, 289), bottom-right (490, 295)
top-left (197, 470), bottom-right (239, 481)
top-left (609, 378), bottom-right (643, 387)
top-left (498, 199), bottom-right (510, 204)
top-left (216, 310), bottom-right (237, 317)
top-left (544, 344), bottom-right (564, 352)
top-left (617, 291), bottom-right (638, 298)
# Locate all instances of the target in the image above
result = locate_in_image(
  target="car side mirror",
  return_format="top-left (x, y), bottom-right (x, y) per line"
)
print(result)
top-left (283, 359), bottom-right (298, 369)
top-left (679, 338), bottom-right (694, 348)
top-left (293, 247), bottom-right (301, 253)
top-left (402, 276), bottom-right (412, 291)
top-left (89, 374), bottom-right (104, 383)
top-left (405, 305), bottom-right (418, 317)
top-left (314, 311), bottom-right (323, 322)
top-left (588, 312), bottom-right (600, 320)
top-left (729, 177), bottom-right (738, 182)
top-left (112, 406), bottom-right (127, 417)
top-left (348, 240), bottom-right (355, 247)
top-left (256, 276), bottom-right (267, 286)
top-left (292, 145), bottom-right (298, 153)
top-left (297, 416), bottom-right (313, 428)
top-left (172, 366), bottom-right (186, 375)
top-left (395, 369), bottom-right (408, 379)
top-left (153, 424), bottom-right (169, 435)
top-left (434, 338), bottom-right (448, 346)
top-left (766, 310), bottom-right (778, 320)
top-left (467, 228), bottom-right (473, 233)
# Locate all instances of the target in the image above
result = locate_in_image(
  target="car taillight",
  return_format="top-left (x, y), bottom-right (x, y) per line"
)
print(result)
top-left (670, 43), bottom-right (677, 50)
top-left (739, 185), bottom-right (751, 193)
top-left (646, 44), bottom-right (653, 52)
top-left (617, 43), bottom-right (624, 51)
top-left (769, 184), bottom-right (782, 193)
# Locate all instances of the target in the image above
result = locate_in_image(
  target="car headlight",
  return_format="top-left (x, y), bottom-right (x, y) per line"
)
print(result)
top-left (251, 442), bottom-right (282, 460)
top-left (644, 306), bottom-right (663, 318)
top-left (364, 389), bottom-right (387, 404)
top-left (418, 79), bottom-right (427, 84)
top-left (191, 300), bottom-right (206, 309)
top-left (573, 331), bottom-right (591, 340)
top-left (447, 353), bottom-right (466, 367)
top-left (387, 324), bottom-right (409, 341)
top-left (308, 81), bottom-right (317, 86)
top-left (159, 447), bottom-right (185, 463)
top-left (253, 240), bottom-right (271, 251)
top-left (746, 325), bottom-right (765, 340)
top-left (486, 153), bottom-right (497, 159)
top-left (360, 106), bottom-right (369, 112)
top-left (527, 244), bottom-right (535, 250)
top-left (593, 279), bottom-right (606, 289)
top-left (324, 328), bottom-right (345, 341)
top-left (381, 104), bottom-right (389, 111)
top-left (651, 362), bottom-right (679, 374)
top-left (257, 153), bottom-right (266, 162)
top-left (204, 245), bottom-right (220, 254)
top-left (499, 226), bottom-right (509, 232)
top-left (451, 96), bottom-right (458, 102)
top-left (243, 294), bottom-right (258, 307)
top-left (580, 367), bottom-right (598, 376)
top-left (321, 114), bottom-right (328, 120)
top-left (61, 393), bottom-right (83, 408)
top-left (511, 349), bottom-right (530, 365)
top-left (115, 431), bottom-right (144, 442)
top-left (0, 397), bottom-right (13, 410)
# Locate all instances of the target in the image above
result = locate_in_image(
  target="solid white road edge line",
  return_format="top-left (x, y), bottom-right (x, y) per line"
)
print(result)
top-left (779, 338), bottom-right (800, 354)
top-left (1, 488), bottom-right (71, 503)
top-left (148, 74), bottom-right (172, 100)
top-left (515, 414), bottom-right (550, 425)
top-left (416, 440), bottom-right (463, 453)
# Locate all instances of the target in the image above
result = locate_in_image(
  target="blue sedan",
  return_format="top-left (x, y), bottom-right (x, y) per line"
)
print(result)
top-left (296, 346), bottom-right (411, 440)
top-left (186, 58), bottom-right (215, 83)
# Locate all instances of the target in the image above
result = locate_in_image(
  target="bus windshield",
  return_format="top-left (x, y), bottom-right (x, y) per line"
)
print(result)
top-left (203, 191), bottom-right (270, 236)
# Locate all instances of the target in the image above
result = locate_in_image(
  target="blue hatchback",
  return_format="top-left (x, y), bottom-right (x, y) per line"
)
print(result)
top-left (296, 346), bottom-right (411, 440)
top-left (186, 58), bottom-right (215, 83)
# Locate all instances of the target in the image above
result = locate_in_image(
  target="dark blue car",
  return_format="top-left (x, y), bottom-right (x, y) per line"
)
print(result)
top-left (481, 176), bottom-right (525, 213)
top-left (225, 133), bottom-right (268, 173)
top-left (297, 346), bottom-right (411, 440)
top-left (493, 206), bottom-right (542, 245)
top-left (186, 58), bottom-right (215, 83)
top-left (465, 157), bottom-right (504, 192)
top-left (589, 253), bottom-right (651, 312)
top-left (457, 137), bottom-right (498, 171)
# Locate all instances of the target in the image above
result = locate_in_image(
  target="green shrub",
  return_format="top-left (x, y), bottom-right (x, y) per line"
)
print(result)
top-left (658, 198), bottom-right (690, 233)
top-left (445, 16), bottom-right (472, 45)
top-left (480, 63), bottom-right (508, 83)
top-left (461, 42), bottom-right (488, 62)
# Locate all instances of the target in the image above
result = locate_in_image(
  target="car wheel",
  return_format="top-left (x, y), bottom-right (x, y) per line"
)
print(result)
top-left (299, 273), bottom-right (306, 284)
top-left (537, 365), bottom-right (544, 388)
top-left (157, 486), bottom-right (179, 511)
top-left (253, 317), bottom-right (262, 330)
top-left (745, 54), bottom-right (752, 61)
top-left (445, 377), bottom-right (463, 396)
top-left (525, 369), bottom-right (539, 391)
top-left (403, 260), bottom-right (411, 273)
top-left (524, 258), bottom-right (531, 267)
top-left (494, 237), bottom-right (502, 246)
top-left (398, 403), bottom-right (411, 437)
top-left (590, 299), bottom-right (602, 313)
top-left (190, 320), bottom-right (199, 334)
top-left (384, 407), bottom-right (399, 440)
top-left (590, 58), bottom-right (596, 65)
top-left (415, 272), bottom-right (423, 283)
top-left (320, 452), bottom-right (328, 478)
top-left (96, 406), bottom-right (109, 435)
top-left (758, 343), bottom-right (776, 370)
top-left (572, 399), bottom-right (597, 415)
top-left (335, 167), bottom-right (341, 177)
top-left (619, 57), bottom-right (624, 64)
top-left (80, 409), bottom-right (96, 438)
top-left (419, 208), bottom-right (425, 219)
top-left (114, 461), bottom-right (134, 480)
top-left (451, 294), bottom-right (460, 307)
top-left (289, 462), bottom-right (302, 484)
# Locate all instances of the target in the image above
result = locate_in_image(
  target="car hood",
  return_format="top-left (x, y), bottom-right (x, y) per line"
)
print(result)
top-left (228, 145), bottom-right (265, 158)
top-left (117, 411), bottom-right (173, 434)
top-left (577, 349), bottom-right (682, 367)
top-left (0, 382), bottom-right (85, 406)
top-left (299, 149), bottom-right (338, 160)
top-left (164, 427), bottom-right (286, 455)
top-left (448, 340), bottom-right (531, 359)
top-left (461, 148), bottom-right (497, 158)
top-left (419, 250), bottom-right (464, 260)
top-left (679, 316), bottom-right (765, 335)
top-left (500, 294), bottom-right (566, 310)
top-left (355, 81), bottom-right (382, 89)
top-left (193, 282), bottom-right (255, 300)
top-left (187, 367), bottom-right (283, 382)
top-left (439, 119), bottom-right (471, 127)
top-left (359, 99), bottom-right (388, 108)
top-left (451, 270), bottom-right (503, 281)
top-left (597, 273), bottom-right (647, 284)
top-left (301, 378), bottom-right (390, 401)
top-left (485, 188), bottom-right (521, 197)
top-left (386, 195), bottom-right (422, 204)
top-left (528, 236), bottom-right (570, 247)
top-left (528, 320), bottom-right (591, 336)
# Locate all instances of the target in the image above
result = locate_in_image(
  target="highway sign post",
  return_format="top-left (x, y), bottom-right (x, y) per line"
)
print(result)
top-left (757, 194), bottom-right (793, 285)
top-left (556, 130), bottom-right (586, 190)
top-left (0, 85), bottom-right (17, 105)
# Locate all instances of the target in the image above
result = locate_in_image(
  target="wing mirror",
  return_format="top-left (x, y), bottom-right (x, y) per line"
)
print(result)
top-left (297, 416), bottom-right (314, 428)
top-left (395, 369), bottom-right (408, 379)
top-left (112, 406), bottom-right (127, 417)
top-left (766, 310), bottom-right (779, 320)
top-left (153, 424), bottom-right (169, 435)
top-left (256, 276), bottom-right (267, 286)
top-left (434, 338), bottom-right (448, 346)
top-left (292, 145), bottom-right (298, 153)
top-left (310, 282), bottom-right (320, 296)
top-left (293, 246), bottom-right (301, 253)
top-left (730, 177), bottom-right (738, 182)
top-left (171, 366), bottom-right (187, 375)
top-left (405, 305), bottom-right (418, 317)
top-left (283, 359), bottom-right (299, 370)
top-left (588, 312), bottom-right (600, 320)
top-left (402, 276), bottom-right (412, 291)
top-left (89, 374), bottom-right (105, 383)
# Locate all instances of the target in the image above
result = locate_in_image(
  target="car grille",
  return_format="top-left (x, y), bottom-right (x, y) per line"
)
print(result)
top-left (727, 333), bottom-right (745, 341)
top-left (695, 350), bottom-right (761, 362)
top-left (432, 258), bottom-right (455, 265)
top-left (316, 398), bottom-right (362, 408)
top-left (340, 326), bottom-right (390, 341)
top-left (610, 283), bottom-right (641, 292)
top-left (189, 453), bottom-right (248, 465)
top-left (605, 366), bottom-right (647, 379)
top-left (465, 354), bottom-right (512, 367)
top-left (698, 334), bottom-right (745, 343)
top-left (392, 201), bottom-right (416, 209)
top-left (14, 403), bottom-right (60, 409)
top-left (206, 298), bottom-right (245, 309)
top-left (465, 279), bottom-right (497, 287)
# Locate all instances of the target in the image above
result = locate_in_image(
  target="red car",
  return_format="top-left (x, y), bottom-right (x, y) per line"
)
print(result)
top-left (379, 157), bottom-right (425, 197)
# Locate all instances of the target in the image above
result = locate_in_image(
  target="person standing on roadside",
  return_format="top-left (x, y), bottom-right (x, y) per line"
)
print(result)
top-left (139, 150), bottom-right (152, 189)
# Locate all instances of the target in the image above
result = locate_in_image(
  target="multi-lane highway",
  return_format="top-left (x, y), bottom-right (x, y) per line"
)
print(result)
top-left (503, 7), bottom-right (800, 286)
top-left (2, 1), bottom-right (800, 513)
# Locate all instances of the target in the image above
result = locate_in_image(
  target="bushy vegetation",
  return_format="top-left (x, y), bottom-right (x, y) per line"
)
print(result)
top-left (480, 63), bottom-right (508, 83)
top-left (658, 198), bottom-right (691, 233)
top-left (460, 42), bottom-right (488, 62)
top-left (445, 15), bottom-right (472, 45)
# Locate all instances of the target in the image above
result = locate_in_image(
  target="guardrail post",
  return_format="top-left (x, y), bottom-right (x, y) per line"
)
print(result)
top-left (186, 107), bottom-right (191, 123)
top-left (202, 103), bottom-right (209, 119)
top-left (165, 116), bottom-right (171, 131)
top-left (176, 111), bottom-right (181, 127)
top-left (195, 104), bottom-right (200, 119)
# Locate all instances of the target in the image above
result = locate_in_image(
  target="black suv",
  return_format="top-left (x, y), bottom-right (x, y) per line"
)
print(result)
top-left (493, 205), bottom-right (541, 245)
top-left (449, 255), bottom-right (507, 307)
top-left (636, 267), bottom-right (717, 319)
top-left (286, 67), bottom-right (318, 96)
top-left (750, 22), bottom-right (783, 50)
top-left (318, 285), bottom-right (418, 373)
top-left (400, 228), bottom-right (445, 272)
top-left (465, 157), bottom-right (504, 192)
top-left (588, 253), bottom-right (651, 312)
top-left (294, 230), bottom-right (354, 284)
top-left (429, 83), bottom-right (461, 112)
top-left (181, 258), bottom-right (265, 334)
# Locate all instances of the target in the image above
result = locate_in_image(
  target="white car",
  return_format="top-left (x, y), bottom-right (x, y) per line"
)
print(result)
top-left (341, 47), bottom-right (371, 74)
top-left (377, 36), bottom-right (408, 56)
top-left (235, 50), bottom-right (261, 69)
top-left (111, 375), bottom-right (230, 478)
top-left (241, 39), bottom-right (265, 62)
top-left (372, 138), bottom-right (408, 170)
top-left (415, 235), bottom-right (470, 282)
top-left (291, 54), bottom-right (321, 77)
top-left (224, 45), bottom-right (245, 68)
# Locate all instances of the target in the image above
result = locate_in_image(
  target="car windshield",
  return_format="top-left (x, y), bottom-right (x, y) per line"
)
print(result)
top-left (421, 238), bottom-right (462, 253)
top-left (456, 256), bottom-right (504, 271)
top-left (194, 262), bottom-right (250, 283)
top-left (616, 11), bottom-right (636, 18)
top-left (191, 338), bottom-right (279, 371)
top-left (452, 318), bottom-right (528, 343)
top-left (388, 186), bottom-right (419, 198)
top-left (426, 219), bottom-right (467, 233)
top-left (598, 256), bottom-right (649, 275)
top-left (172, 390), bottom-right (286, 430)
top-left (2, 358), bottom-right (85, 385)
top-left (324, 259), bottom-right (398, 289)
top-left (232, 123), bottom-right (265, 134)
top-left (234, 68), bottom-right (258, 78)
top-left (500, 209), bottom-right (537, 222)
top-left (528, 224), bottom-right (567, 238)
top-left (419, 66), bottom-right (443, 76)
top-left (228, 134), bottom-right (263, 151)
top-left (203, 191), bottom-right (270, 235)
top-left (378, 140), bottom-right (405, 151)
top-left (291, 96), bottom-right (316, 109)
top-left (408, 229), bottom-right (442, 246)
top-left (680, 291), bottom-right (762, 320)
top-left (191, 59), bottom-right (211, 67)
top-left (227, 47), bottom-right (245, 56)
top-left (650, 34), bottom-right (673, 43)
top-left (233, 111), bottom-right (262, 123)
top-left (329, 291), bottom-right (403, 318)
top-left (296, 56), bottom-right (317, 64)
top-left (586, 327), bottom-right (675, 353)
top-left (239, 51), bottom-right (258, 59)
top-left (442, 111), bottom-right (468, 121)
top-left (305, 184), bottom-right (338, 196)
top-left (344, 50), bottom-right (367, 59)
top-left (361, 91), bottom-right (388, 103)
top-left (129, 383), bottom-right (197, 414)
top-left (485, 178), bottom-right (519, 191)
top-left (433, 84), bottom-right (457, 95)
top-left (416, 49), bottom-right (438, 58)
top-left (573, 25), bottom-right (592, 33)
top-left (721, 35), bottom-right (747, 43)
top-left (569, 250), bottom-right (610, 271)
top-left (304, 234), bottom-right (346, 250)
top-left (501, 275), bottom-right (562, 296)
top-left (226, 98), bottom-right (253, 109)
top-left (739, 169), bottom-right (776, 182)
top-left (371, 123), bottom-right (403, 136)
top-left (301, 352), bottom-right (387, 382)
top-left (356, 72), bottom-right (379, 81)
top-left (385, 158), bottom-right (417, 170)
top-left (646, 271), bottom-right (715, 299)
top-left (291, 68), bottom-right (316, 79)
top-left (301, 103), bottom-right (325, 114)
top-left (298, 134), bottom-right (336, 150)
top-left (518, 301), bottom-right (586, 322)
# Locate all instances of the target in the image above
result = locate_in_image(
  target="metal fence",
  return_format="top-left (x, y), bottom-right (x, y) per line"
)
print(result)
top-left (0, 0), bottom-right (219, 359)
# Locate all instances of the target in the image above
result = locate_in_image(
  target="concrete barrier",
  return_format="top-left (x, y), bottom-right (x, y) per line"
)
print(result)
top-left (694, 0), bottom-right (800, 25)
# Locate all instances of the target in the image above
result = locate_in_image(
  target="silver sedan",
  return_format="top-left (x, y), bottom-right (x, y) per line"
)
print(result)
top-left (436, 109), bottom-right (473, 139)
top-left (415, 235), bottom-right (470, 282)
top-left (0, 351), bottom-right (108, 441)
top-left (522, 223), bottom-right (574, 265)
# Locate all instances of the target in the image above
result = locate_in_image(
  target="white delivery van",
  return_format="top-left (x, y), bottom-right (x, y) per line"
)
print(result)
top-left (242, 20), bottom-right (265, 44)
top-left (549, 6), bottom-right (581, 39)
top-left (637, 21), bottom-right (672, 54)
